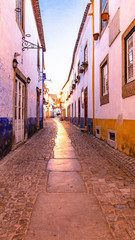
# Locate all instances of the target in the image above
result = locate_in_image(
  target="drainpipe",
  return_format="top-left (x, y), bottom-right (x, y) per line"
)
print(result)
top-left (42, 49), bottom-right (44, 128)
top-left (89, 0), bottom-right (95, 135)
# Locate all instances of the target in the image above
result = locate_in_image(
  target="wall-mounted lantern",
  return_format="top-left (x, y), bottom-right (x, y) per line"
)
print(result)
top-left (12, 58), bottom-right (18, 69)
top-left (27, 77), bottom-right (31, 84)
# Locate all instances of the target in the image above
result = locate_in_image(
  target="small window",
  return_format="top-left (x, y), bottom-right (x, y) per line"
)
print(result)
top-left (16, 0), bottom-right (24, 30)
top-left (100, 55), bottom-right (109, 105)
top-left (96, 126), bottom-right (101, 138)
top-left (78, 61), bottom-right (80, 76)
top-left (107, 130), bottom-right (117, 149)
top-left (37, 42), bottom-right (40, 70)
top-left (81, 88), bottom-right (84, 108)
top-left (84, 43), bottom-right (88, 63)
top-left (101, 0), bottom-right (108, 31)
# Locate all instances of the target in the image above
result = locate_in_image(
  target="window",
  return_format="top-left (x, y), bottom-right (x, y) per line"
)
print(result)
top-left (84, 43), bottom-right (88, 63)
top-left (101, 62), bottom-right (108, 96)
top-left (107, 130), bottom-right (117, 149)
top-left (100, 54), bottom-right (109, 105)
top-left (122, 20), bottom-right (135, 99)
top-left (37, 42), bottom-right (40, 70)
top-left (81, 88), bottom-right (84, 108)
top-left (101, 0), bottom-right (108, 31)
top-left (16, 0), bottom-right (24, 30)
top-left (125, 30), bottom-right (135, 83)
top-left (78, 61), bottom-right (80, 76)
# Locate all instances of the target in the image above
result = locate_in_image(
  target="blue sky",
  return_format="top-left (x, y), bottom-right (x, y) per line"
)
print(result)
top-left (39, 0), bottom-right (89, 94)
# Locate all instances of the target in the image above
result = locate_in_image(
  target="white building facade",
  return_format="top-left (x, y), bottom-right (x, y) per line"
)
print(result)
top-left (62, 0), bottom-right (135, 157)
top-left (62, 4), bottom-right (93, 132)
top-left (0, 0), bottom-right (46, 158)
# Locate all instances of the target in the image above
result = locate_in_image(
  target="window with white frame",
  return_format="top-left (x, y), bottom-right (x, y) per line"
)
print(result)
top-left (125, 30), bottom-right (135, 83)
top-left (101, 61), bottom-right (108, 96)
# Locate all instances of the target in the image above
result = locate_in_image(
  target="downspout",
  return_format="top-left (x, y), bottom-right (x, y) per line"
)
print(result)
top-left (42, 49), bottom-right (43, 128)
top-left (89, 0), bottom-right (95, 135)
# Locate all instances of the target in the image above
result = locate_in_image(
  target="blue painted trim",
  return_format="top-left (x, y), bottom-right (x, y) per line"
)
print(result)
top-left (0, 118), bottom-right (13, 159)
top-left (27, 117), bottom-right (37, 138)
top-left (75, 117), bottom-right (78, 126)
top-left (73, 117), bottom-right (75, 125)
top-left (80, 117), bottom-right (84, 128)
top-left (88, 118), bottom-right (93, 134)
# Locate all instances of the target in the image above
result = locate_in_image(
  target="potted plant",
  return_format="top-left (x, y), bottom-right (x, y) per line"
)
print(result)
top-left (81, 61), bottom-right (88, 69)
top-left (72, 83), bottom-right (76, 89)
top-left (77, 75), bottom-right (80, 81)
top-left (79, 67), bottom-right (85, 73)
top-left (102, 12), bottom-right (109, 21)
top-left (93, 33), bottom-right (99, 40)
top-left (75, 78), bottom-right (78, 83)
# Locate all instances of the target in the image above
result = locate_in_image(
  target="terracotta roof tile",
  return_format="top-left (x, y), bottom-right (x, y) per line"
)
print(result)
top-left (32, 0), bottom-right (46, 52)
top-left (62, 3), bottom-right (91, 90)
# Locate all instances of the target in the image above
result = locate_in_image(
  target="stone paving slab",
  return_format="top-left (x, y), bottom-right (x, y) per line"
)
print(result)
top-left (47, 172), bottom-right (86, 193)
top-left (54, 146), bottom-right (74, 151)
top-left (46, 158), bottom-right (82, 171)
top-left (54, 151), bottom-right (77, 159)
top-left (25, 193), bottom-right (114, 240)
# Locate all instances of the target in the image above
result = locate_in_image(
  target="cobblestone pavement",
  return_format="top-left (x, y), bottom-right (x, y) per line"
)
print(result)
top-left (1, 119), bottom-right (135, 240)
top-left (0, 119), bottom-right (57, 240)
top-left (61, 121), bottom-right (135, 240)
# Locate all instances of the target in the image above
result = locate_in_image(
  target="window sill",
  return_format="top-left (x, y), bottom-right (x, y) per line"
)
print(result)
top-left (122, 80), bottom-right (135, 99)
top-left (100, 93), bottom-right (109, 105)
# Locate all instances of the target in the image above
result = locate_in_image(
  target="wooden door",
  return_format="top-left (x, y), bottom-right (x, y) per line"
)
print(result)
top-left (84, 87), bottom-right (88, 127)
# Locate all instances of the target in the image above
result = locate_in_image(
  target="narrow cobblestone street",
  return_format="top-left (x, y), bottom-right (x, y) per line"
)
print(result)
top-left (1, 119), bottom-right (135, 239)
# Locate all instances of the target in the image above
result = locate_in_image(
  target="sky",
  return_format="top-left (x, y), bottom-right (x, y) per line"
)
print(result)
top-left (39, 0), bottom-right (89, 95)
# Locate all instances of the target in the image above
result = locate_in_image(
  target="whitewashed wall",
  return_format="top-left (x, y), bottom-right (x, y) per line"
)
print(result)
top-left (94, 0), bottom-right (135, 120)
top-left (0, 0), bottom-right (43, 119)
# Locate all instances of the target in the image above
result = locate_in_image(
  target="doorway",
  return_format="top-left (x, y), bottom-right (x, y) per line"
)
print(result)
top-left (37, 88), bottom-right (40, 130)
top-left (78, 97), bottom-right (80, 126)
top-left (15, 77), bottom-right (25, 144)
top-left (84, 87), bottom-right (88, 127)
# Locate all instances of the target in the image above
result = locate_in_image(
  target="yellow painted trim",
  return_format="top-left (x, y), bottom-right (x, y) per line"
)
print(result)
top-left (95, 118), bottom-right (135, 156)
top-left (90, 0), bottom-right (95, 135)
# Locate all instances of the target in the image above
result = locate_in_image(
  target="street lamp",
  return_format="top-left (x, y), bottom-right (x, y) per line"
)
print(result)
top-left (12, 58), bottom-right (18, 69)
top-left (27, 77), bottom-right (31, 84)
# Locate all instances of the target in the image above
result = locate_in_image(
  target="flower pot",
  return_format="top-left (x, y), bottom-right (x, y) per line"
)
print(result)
top-left (81, 61), bottom-right (88, 69)
top-left (93, 33), bottom-right (99, 40)
top-left (102, 12), bottom-right (109, 21)
top-left (77, 75), bottom-right (80, 81)
top-left (72, 84), bottom-right (76, 90)
top-left (79, 68), bottom-right (84, 73)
